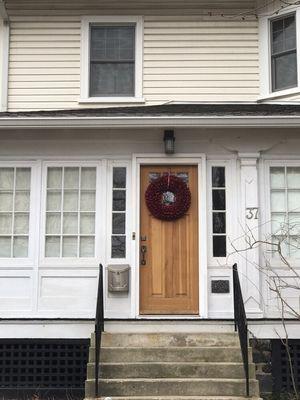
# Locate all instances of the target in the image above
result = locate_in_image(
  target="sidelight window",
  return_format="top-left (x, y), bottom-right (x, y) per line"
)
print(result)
top-left (211, 166), bottom-right (227, 258)
top-left (111, 167), bottom-right (127, 259)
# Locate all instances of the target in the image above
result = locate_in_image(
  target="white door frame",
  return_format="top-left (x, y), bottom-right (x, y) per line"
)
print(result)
top-left (131, 154), bottom-right (207, 318)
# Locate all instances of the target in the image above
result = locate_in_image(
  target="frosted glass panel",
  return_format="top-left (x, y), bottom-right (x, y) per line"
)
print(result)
top-left (288, 213), bottom-right (300, 235)
top-left (0, 192), bottom-right (13, 211)
top-left (80, 236), bottom-right (94, 257)
top-left (288, 190), bottom-right (300, 212)
top-left (0, 168), bottom-right (14, 190)
top-left (63, 213), bottom-right (78, 234)
top-left (14, 213), bottom-right (29, 234)
top-left (63, 236), bottom-right (77, 257)
top-left (64, 167), bottom-right (79, 189)
top-left (13, 237), bottom-right (28, 258)
top-left (80, 213), bottom-right (95, 234)
top-left (45, 236), bottom-right (60, 257)
top-left (46, 191), bottom-right (61, 211)
top-left (81, 168), bottom-right (96, 189)
top-left (287, 167), bottom-right (300, 188)
top-left (63, 191), bottom-right (78, 211)
top-left (271, 191), bottom-right (285, 212)
top-left (47, 167), bottom-right (62, 188)
top-left (271, 213), bottom-right (286, 234)
top-left (0, 213), bottom-right (12, 234)
top-left (15, 191), bottom-right (30, 211)
top-left (80, 191), bottom-right (95, 211)
top-left (46, 213), bottom-right (61, 234)
top-left (16, 168), bottom-right (31, 190)
top-left (0, 237), bottom-right (11, 257)
top-left (270, 167), bottom-right (285, 188)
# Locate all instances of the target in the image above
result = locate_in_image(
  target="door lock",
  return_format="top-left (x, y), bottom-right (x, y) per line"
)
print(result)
top-left (141, 245), bottom-right (147, 266)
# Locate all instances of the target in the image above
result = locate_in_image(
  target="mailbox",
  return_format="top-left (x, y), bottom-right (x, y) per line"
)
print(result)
top-left (107, 265), bottom-right (130, 293)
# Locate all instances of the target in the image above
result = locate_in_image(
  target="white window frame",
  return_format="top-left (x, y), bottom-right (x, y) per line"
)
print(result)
top-left (259, 6), bottom-right (300, 100)
top-left (39, 161), bottom-right (105, 267)
top-left (262, 159), bottom-right (300, 268)
top-left (0, 161), bottom-right (40, 267)
top-left (80, 16), bottom-right (144, 104)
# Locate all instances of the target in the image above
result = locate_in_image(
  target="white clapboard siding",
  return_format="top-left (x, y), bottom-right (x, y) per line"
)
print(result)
top-left (8, 14), bottom-right (260, 111)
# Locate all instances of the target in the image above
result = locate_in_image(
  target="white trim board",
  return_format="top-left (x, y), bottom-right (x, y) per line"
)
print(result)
top-left (131, 154), bottom-right (207, 319)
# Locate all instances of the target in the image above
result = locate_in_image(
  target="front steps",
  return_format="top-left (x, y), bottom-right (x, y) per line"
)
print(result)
top-left (85, 332), bottom-right (260, 399)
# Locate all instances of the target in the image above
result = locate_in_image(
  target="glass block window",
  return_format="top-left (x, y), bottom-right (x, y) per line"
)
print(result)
top-left (111, 167), bottom-right (126, 258)
top-left (270, 166), bottom-right (300, 258)
top-left (90, 25), bottom-right (135, 97)
top-left (271, 13), bottom-right (297, 91)
top-left (212, 166), bottom-right (226, 257)
top-left (45, 167), bottom-right (96, 258)
top-left (0, 167), bottom-right (31, 258)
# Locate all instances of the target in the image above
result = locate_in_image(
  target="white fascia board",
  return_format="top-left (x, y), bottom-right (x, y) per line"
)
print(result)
top-left (0, 116), bottom-right (300, 129)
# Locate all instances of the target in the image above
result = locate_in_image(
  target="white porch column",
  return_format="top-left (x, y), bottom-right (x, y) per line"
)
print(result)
top-left (238, 153), bottom-right (263, 318)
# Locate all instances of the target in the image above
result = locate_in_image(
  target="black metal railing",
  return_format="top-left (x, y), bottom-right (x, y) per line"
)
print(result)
top-left (94, 264), bottom-right (104, 398)
top-left (232, 263), bottom-right (250, 397)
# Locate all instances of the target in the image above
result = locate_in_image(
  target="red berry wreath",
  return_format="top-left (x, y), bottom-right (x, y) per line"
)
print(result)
top-left (145, 174), bottom-right (191, 221)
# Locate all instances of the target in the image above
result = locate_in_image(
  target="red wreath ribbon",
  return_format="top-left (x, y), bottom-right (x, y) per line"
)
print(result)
top-left (145, 175), bottom-right (191, 221)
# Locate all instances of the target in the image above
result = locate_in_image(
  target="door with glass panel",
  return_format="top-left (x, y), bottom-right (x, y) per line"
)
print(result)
top-left (139, 165), bottom-right (199, 315)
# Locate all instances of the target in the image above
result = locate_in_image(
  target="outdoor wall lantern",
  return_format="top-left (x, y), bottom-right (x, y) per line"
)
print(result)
top-left (163, 130), bottom-right (175, 154)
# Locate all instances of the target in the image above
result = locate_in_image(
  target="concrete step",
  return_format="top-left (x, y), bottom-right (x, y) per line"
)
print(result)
top-left (87, 362), bottom-right (256, 380)
top-left (89, 346), bottom-right (252, 363)
top-left (91, 332), bottom-right (240, 348)
top-left (85, 378), bottom-right (260, 398)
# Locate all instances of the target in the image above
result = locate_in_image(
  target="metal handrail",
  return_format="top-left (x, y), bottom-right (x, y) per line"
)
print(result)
top-left (95, 264), bottom-right (104, 398)
top-left (232, 263), bottom-right (250, 397)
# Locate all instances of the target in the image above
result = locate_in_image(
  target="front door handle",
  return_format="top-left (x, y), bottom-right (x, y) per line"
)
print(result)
top-left (141, 245), bottom-right (147, 266)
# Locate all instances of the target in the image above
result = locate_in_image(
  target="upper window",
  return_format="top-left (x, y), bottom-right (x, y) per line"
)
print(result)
top-left (271, 13), bottom-right (297, 92)
top-left (81, 16), bottom-right (143, 102)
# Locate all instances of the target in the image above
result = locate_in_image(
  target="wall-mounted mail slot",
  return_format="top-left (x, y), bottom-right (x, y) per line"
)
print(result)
top-left (107, 265), bottom-right (130, 293)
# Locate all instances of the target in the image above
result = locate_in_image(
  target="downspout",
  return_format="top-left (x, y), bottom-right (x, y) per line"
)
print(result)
top-left (0, 1), bottom-right (9, 112)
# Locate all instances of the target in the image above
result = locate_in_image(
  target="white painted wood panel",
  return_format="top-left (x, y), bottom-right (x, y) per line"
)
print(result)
top-left (7, 14), bottom-right (260, 111)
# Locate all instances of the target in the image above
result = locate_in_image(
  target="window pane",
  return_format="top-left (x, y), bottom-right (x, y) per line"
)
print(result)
top-left (16, 168), bottom-right (31, 190)
top-left (287, 167), bottom-right (300, 188)
top-left (80, 213), bottom-right (95, 234)
top-left (62, 236), bottom-right (78, 257)
top-left (113, 167), bottom-right (126, 188)
top-left (270, 167), bottom-right (285, 188)
top-left (81, 167), bottom-right (96, 189)
top-left (47, 167), bottom-right (62, 189)
top-left (90, 62), bottom-right (134, 97)
top-left (15, 191), bottom-right (30, 212)
top-left (0, 237), bottom-right (11, 257)
top-left (64, 167), bottom-right (79, 189)
top-left (212, 167), bottom-right (225, 187)
top-left (213, 212), bottom-right (226, 234)
top-left (213, 236), bottom-right (226, 257)
top-left (273, 51), bottom-right (297, 91)
top-left (80, 236), bottom-right (94, 257)
top-left (111, 235), bottom-right (126, 258)
top-left (271, 212), bottom-right (287, 234)
top-left (46, 213), bottom-right (61, 235)
top-left (13, 237), bottom-right (28, 258)
top-left (90, 26), bottom-right (135, 61)
top-left (113, 190), bottom-right (126, 211)
top-left (46, 191), bottom-right (61, 211)
top-left (288, 190), bottom-right (300, 212)
top-left (80, 191), bottom-right (96, 211)
top-left (45, 236), bottom-right (60, 257)
top-left (289, 213), bottom-right (300, 235)
top-left (63, 213), bottom-right (78, 234)
top-left (0, 168), bottom-right (14, 190)
top-left (14, 213), bottom-right (29, 235)
top-left (0, 192), bottom-right (13, 211)
top-left (271, 191), bottom-right (285, 212)
top-left (0, 213), bottom-right (12, 234)
top-left (212, 189), bottom-right (225, 210)
top-left (112, 213), bottom-right (126, 234)
top-left (63, 190), bottom-right (78, 211)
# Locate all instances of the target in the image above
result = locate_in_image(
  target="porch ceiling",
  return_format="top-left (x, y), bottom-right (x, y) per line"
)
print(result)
top-left (1, 103), bottom-right (300, 129)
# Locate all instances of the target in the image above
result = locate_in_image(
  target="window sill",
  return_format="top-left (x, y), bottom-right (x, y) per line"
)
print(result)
top-left (258, 86), bottom-right (300, 102)
top-left (78, 97), bottom-right (145, 104)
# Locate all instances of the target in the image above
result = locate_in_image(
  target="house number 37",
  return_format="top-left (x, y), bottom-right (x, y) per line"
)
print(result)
top-left (246, 207), bottom-right (259, 220)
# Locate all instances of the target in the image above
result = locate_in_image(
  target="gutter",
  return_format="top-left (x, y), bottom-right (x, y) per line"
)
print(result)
top-left (0, 115), bottom-right (300, 129)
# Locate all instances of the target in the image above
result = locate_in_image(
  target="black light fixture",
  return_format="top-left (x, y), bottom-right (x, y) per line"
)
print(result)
top-left (163, 130), bottom-right (175, 154)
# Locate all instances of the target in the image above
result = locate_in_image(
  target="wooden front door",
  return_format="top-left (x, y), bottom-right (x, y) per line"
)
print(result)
top-left (139, 165), bottom-right (199, 315)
